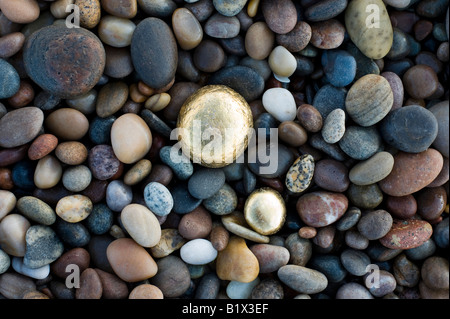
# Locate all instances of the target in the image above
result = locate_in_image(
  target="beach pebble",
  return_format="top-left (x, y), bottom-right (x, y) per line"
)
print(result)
top-left (23, 225), bottom-right (64, 269)
top-left (261, 0), bottom-right (297, 35)
top-left (120, 204), bottom-right (161, 248)
top-left (0, 272), bottom-right (36, 299)
top-left (11, 257), bottom-right (49, 280)
top-left (213, 0), bottom-right (247, 16)
top-left (403, 65), bottom-right (440, 99)
top-left (321, 108), bottom-right (346, 144)
top-left (123, 159), bottom-right (152, 186)
top-left (204, 13), bottom-right (240, 39)
top-left (28, 134), bottom-right (58, 161)
top-left (16, 196), bottom-right (56, 226)
top-left (249, 244), bottom-right (290, 273)
top-left (203, 183), bottom-right (237, 215)
top-left (379, 149), bottom-right (444, 197)
top-left (278, 121), bottom-right (308, 147)
top-left (416, 186), bottom-right (447, 221)
top-left (143, 182), bottom-right (173, 217)
top-left (275, 21), bottom-right (312, 53)
top-left (357, 210), bottom-right (393, 240)
top-left (216, 236), bottom-right (259, 283)
top-left (305, 0), bottom-right (348, 21)
top-left (285, 154), bottom-right (315, 194)
top-left (98, 16), bottom-right (135, 47)
top-left (0, 214), bottom-right (30, 257)
top-left (339, 125), bottom-right (383, 160)
top-left (278, 265), bottom-right (328, 294)
top-left (421, 256), bottom-right (449, 290)
top-left (0, 0), bottom-right (40, 24)
top-left (296, 191), bottom-right (348, 227)
top-left (349, 151), bottom-right (394, 185)
top-left (150, 228), bottom-right (186, 258)
top-left (0, 249), bottom-right (10, 274)
top-left (178, 206), bottom-right (213, 239)
top-left (171, 182), bottom-right (202, 215)
top-left (345, 74), bottom-right (393, 127)
top-left (85, 204), bottom-right (114, 235)
top-left (393, 254), bottom-right (420, 287)
top-left (262, 88), bottom-right (297, 122)
top-left (0, 58), bottom-right (20, 99)
top-left (172, 8), bottom-right (203, 50)
top-left (380, 219), bottom-right (433, 250)
top-left (45, 108), bottom-right (90, 141)
top-left (0, 107), bottom-right (43, 148)
top-left (129, 284), bottom-right (163, 299)
top-left (310, 19), bottom-right (345, 49)
top-left (180, 238), bottom-right (218, 265)
top-left (245, 22), bottom-right (275, 60)
top-left (347, 183), bottom-right (384, 210)
top-left (297, 104), bottom-right (323, 133)
top-left (62, 165), bottom-right (92, 192)
top-left (429, 100), bottom-right (449, 158)
top-left (322, 50), bottom-right (356, 88)
top-left (150, 255), bottom-right (191, 297)
top-left (0, 190), bottom-right (16, 221)
top-left (56, 195), bottom-right (93, 223)
top-left (55, 141), bottom-right (88, 166)
top-left (313, 159), bottom-right (350, 193)
top-left (160, 146), bottom-right (193, 181)
top-left (188, 168), bottom-right (226, 199)
top-left (34, 155), bottom-right (62, 190)
top-left (268, 46), bottom-right (297, 81)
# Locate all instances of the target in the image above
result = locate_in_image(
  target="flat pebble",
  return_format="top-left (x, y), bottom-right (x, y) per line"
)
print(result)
top-left (347, 183), bottom-right (384, 210)
top-left (62, 165), bottom-right (92, 192)
top-left (285, 154), bottom-right (314, 194)
top-left (150, 228), bottom-right (186, 258)
top-left (275, 21), bottom-right (311, 53)
top-left (285, 233), bottom-right (313, 266)
top-left (205, 13), bottom-right (240, 39)
top-left (27, 134), bottom-right (58, 161)
top-left (416, 186), bottom-right (447, 221)
top-left (172, 8), bottom-right (203, 50)
top-left (322, 50), bottom-right (356, 88)
top-left (143, 182), bottom-right (173, 217)
top-left (55, 141), bottom-right (88, 166)
top-left (171, 182), bottom-right (202, 214)
top-left (297, 104), bottom-right (323, 133)
top-left (45, 108), bottom-right (89, 141)
top-left (0, 58), bottom-right (20, 99)
top-left (403, 65), bottom-right (439, 99)
top-left (23, 225), bottom-right (64, 269)
top-left (34, 155), bottom-right (62, 190)
top-left (349, 151), bottom-right (394, 185)
top-left (98, 16), bottom-right (135, 47)
top-left (309, 254), bottom-right (347, 283)
top-left (106, 238), bottom-right (158, 282)
top-left (278, 121), bottom-right (308, 147)
top-left (312, 84), bottom-right (347, 119)
top-left (310, 19), bottom-right (345, 49)
top-left (313, 159), bottom-right (350, 193)
top-left (245, 22), bottom-right (275, 60)
top-left (339, 125), bottom-right (383, 160)
top-left (278, 265), bottom-right (328, 294)
top-left (393, 254), bottom-right (420, 287)
top-left (11, 257), bottom-right (49, 280)
top-left (0, 272), bottom-right (36, 299)
top-left (150, 255), bottom-right (191, 297)
top-left (160, 146), bottom-right (193, 181)
top-left (213, 0), bottom-right (247, 16)
top-left (0, 249), bottom-right (10, 274)
top-left (226, 278), bottom-right (260, 299)
top-left (357, 210), bottom-right (393, 240)
top-left (0, 107), bottom-right (43, 148)
top-left (17, 196), bottom-right (56, 226)
top-left (85, 203), bottom-right (114, 235)
top-left (121, 204), bottom-right (161, 248)
top-left (193, 39), bottom-right (226, 73)
top-left (203, 183), bottom-right (237, 215)
top-left (0, 0), bottom-right (40, 24)
top-left (268, 46), bottom-right (297, 82)
top-left (76, 268), bottom-right (102, 299)
top-left (55, 219), bottom-right (91, 247)
top-left (336, 282), bottom-right (374, 299)
top-left (261, 0), bottom-right (297, 35)
top-left (321, 108), bottom-right (346, 144)
top-left (262, 88), bottom-right (297, 122)
top-left (180, 238), bottom-right (218, 265)
top-left (188, 168), bottom-right (226, 199)
top-left (250, 244), bottom-right (290, 273)
top-left (88, 145), bottom-right (122, 181)
top-left (178, 206), bottom-right (213, 239)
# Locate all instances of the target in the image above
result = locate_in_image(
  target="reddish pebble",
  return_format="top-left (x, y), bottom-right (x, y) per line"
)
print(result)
top-left (379, 219), bottom-right (433, 250)
top-left (76, 268), bottom-right (103, 299)
top-left (94, 268), bottom-right (129, 299)
top-left (129, 284), bottom-right (164, 299)
top-left (178, 205), bottom-right (213, 239)
top-left (0, 168), bottom-right (14, 190)
top-left (28, 134), bottom-right (58, 161)
top-left (51, 247), bottom-right (90, 279)
top-left (298, 226), bottom-right (317, 239)
top-left (416, 186), bottom-right (447, 222)
top-left (385, 195), bottom-right (417, 219)
top-left (0, 144), bottom-right (29, 167)
top-left (7, 80), bottom-right (34, 108)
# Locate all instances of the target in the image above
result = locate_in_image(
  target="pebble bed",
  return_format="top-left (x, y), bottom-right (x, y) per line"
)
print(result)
top-left (0, 0), bottom-right (449, 300)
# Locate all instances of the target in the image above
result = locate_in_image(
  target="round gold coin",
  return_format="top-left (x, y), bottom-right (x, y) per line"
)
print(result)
top-left (176, 85), bottom-right (253, 168)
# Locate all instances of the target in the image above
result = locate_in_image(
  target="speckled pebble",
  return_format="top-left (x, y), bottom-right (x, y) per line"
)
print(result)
top-left (143, 182), bottom-right (174, 217)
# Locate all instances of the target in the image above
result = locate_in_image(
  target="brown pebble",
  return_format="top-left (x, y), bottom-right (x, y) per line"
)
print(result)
top-left (278, 121), bottom-right (308, 147)
top-left (163, 82), bottom-right (200, 122)
top-left (298, 226), bottom-right (317, 239)
top-left (81, 179), bottom-right (108, 204)
top-left (0, 144), bottom-right (29, 167)
top-left (104, 46), bottom-right (134, 79)
top-left (55, 141), bottom-right (88, 165)
top-left (45, 108), bottom-right (90, 141)
top-left (0, 0), bottom-right (40, 24)
top-left (385, 195), bottom-right (417, 219)
top-left (276, 21), bottom-right (312, 52)
top-left (96, 81), bottom-right (129, 118)
top-left (380, 219), bottom-right (433, 250)
top-left (416, 186), bottom-right (447, 222)
top-left (245, 21), bottom-right (275, 60)
top-left (51, 247), bottom-right (91, 279)
top-left (141, 164), bottom-right (173, 189)
top-left (414, 20), bottom-right (433, 41)
top-left (313, 159), bottom-right (350, 193)
top-left (261, 0), bottom-right (297, 35)
top-left (94, 268), bottom-right (128, 299)
top-left (178, 205), bottom-right (213, 239)
top-left (310, 19), bottom-right (345, 49)
top-left (209, 222), bottom-right (230, 251)
top-left (312, 225), bottom-right (335, 248)
top-left (7, 80), bottom-right (34, 108)
top-left (0, 32), bottom-right (25, 59)
top-left (129, 284), bottom-right (164, 299)
top-left (193, 39), bottom-right (226, 73)
top-left (0, 168), bottom-right (14, 190)
top-left (22, 290), bottom-right (51, 299)
top-left (0, 272), bottom-right (36, 299)
top-left (76, 268), bottom-right (103, 299)
top-left (297, 104), bottom-right (323, 133)
top-left (402, 65), bottom-right (439, 100)
top-left (101, 0), bottom-right (137, 18)
top-left (28, 134), bottom-right (58, 161)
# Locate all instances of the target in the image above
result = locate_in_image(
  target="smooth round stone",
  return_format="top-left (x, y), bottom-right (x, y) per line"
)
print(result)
top-left (380, 219), bottom-right (433, 250)
top-left (131, 17), bottom-right (177, 90)
top-left (111, 113), bottom-right (152, 164)
top-left (262, 88), bottom-right (297, 122)
top-left (120, 204), bottom-right (161, 248)
top-left (0, 0), bottom-right (39, 24)
top-left (386, 28), bottom-right (410, 60)
top-left (405, 239), bottom-right (436, 261)
top-left (285, 155), bottom-right (315, 194)
top-left (403, 65), bottom-right (439, 99)
top-left (297, 104), bottom-right (323, 133)
top-left (386, 195), bottom-right (417, 219)
top-left (107, 238), bottom-right (158, 282)
top-left (105, 180), bottom-right (132, 213)
top-left (150, 228), bottom-right (186, 258)
top-left (313, 159), bottom-right (350, 193)
top-left (205, 13), bottom-right (240, 39)
top-left (305, 0), bottom-right (348, 21)
top-left (159, 146), bottom-right (193, 181)
top-left (245, 22), bottom-right (275, 60)
top-left (380, 105), bottom-right (438, 153)
top-left (312, 85), bottom-right (346, 120)
top-left (27, 134), bottom-right (58, 161)
top-left (322, 108), bottom-right (346, 144)
top-left (278, 121), bottom-right (308, 147)
top-left (0, 272), bottom-right (37, 299)
top-left (268, 46), bottom-right (297, 81)
top-left (249, 244), bottom-right (290, 273)
top-left (345, 74), bottom-right (393, 127)
top-left (285, 233), bottom-right (313, 266)
top-left (349, 151), bottom-right (395, 186)
top-left (226, 278), bottom-right (260, 299)
top-left (421, 256), bottom-right (449, 290)
top-left (0, 249), bottom-right (10, 274)
top-left (208, 65), bottom-right (265, 102)
top-left (143, 182), bottom-right (173, 217)
top-left (129, 284), bottom-right (163, 299)
top-left (322, 50), bottom-right (356, 88)
top-left (244, 188), bottom-right (286, 235)
top-left (62, 165), bottom-right (92, 193)
top-left (213, 0), bottom-right (247, 16)
top-left (417, 187), bottom-right (447, 221)
top-left (0, 214), bottom-right (30, 257)
top-left (0, 107), bottom-right (43, 148)
top-left (188, 168), bottom-right (226, 200)
top-left (150, 255), bottom-right (190, 297)
top-left (171, 182), bottom-right (202, 214)
top-left (357, 210), bottom-right (393, 240)
top-left (419, 280), bottom-right (449, 299)
top-left (16, 196), bottom-right (56, 226)
top-left (309, 254), bottom-right (347, 283)
top-left (0, 144), bottom-right (29, 168)
top-left (0, 190), bottom-right (16, 221)
top-left (255, 112), bottom-right (279, 140)
top-left (178, 206), bottom-right (212, 239)
top-left (345, 0), bottom-right (393, 59)
top-left (340, 248), bottom-right (371, 276)
top-left (368, 270), bottom-right (397, 297)
top-left (85, 203), bottom-right (113, 235)
top-left (23, 25), bottom-right (105, 99)
top-left (275, 21), bottom-right (311, 53)
top-left (139, 109), bottom-right (171, 139)
top-left (75, 267), bottom-right (102, 299)
top-left (0, 58), bottom-right (20, 99)
top-left (96, 81), bottom-right (128, 118)
top-left (347, 183), bottom-right (383, 209)
top-left (209, 222), bottom-right (229, 251)
top-left (0, 168), bottom-right (13, 191)
top-left (393, 254), bottom-right (420, 287)
top-left (379, 149), bottom-right (443, 197)
top-left (222, 211), bottom-right (270, 243)
top-left (102, 0), bottom-right (137, 18)
top-left (180, 238), bottom-right (218, 265)
top-left (12, 160), bottom-right (36, 191)
top-left (194, 272), bottom-right (220, 299)
top-left (429, 100), bottom-right (449, 158)
top-left (203, 183), bottom-right (237, 216)
top-left (55, 141), bottom-right (88, 166)
top-left (45, 108), bottom-right (89, 141)
top-left (34, 155), bottom-right (62, 190)
top-left (310, 19), bottom-right (346, 49)
top-left (296, 191), bottom-right (348, 227)
top-left (172, 8), bottom-right (203, 50)
top-left (74, 0), bottom-right (101, 29)
top-left (138, 0), bottom-right (177, 17)
top-left (104, 46), bottom-right (133, 79)
top-left (381, 72), bottom-right (404, 111)
top-left (98, 16), bottom-right (135, 47)
top-left (261, 0), bottom-right (297, 34)
top-left (336, 282), bottom-right (374, 299)
top-left (335, 207), bottom-right (361, 232)
top-left (23, 225), bottom-right (64, 269)
top-left (54, 218), bottom-right (90, 247)
top-left (339, 125), bottom-right (382, 160)
top-left (216, 236), bottom-right (260, 283)
top-left (193, 39), bottom-right (226, 73)
top-left (56, 195), bottom-right (93, 223)
top-left (88, 116), bottom-right (114, 145)
top-left (278, 265), bottom-right (327, 294)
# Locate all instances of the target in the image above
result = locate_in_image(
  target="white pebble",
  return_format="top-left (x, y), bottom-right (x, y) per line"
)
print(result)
top-left (12, 257), bottom-right (50, 279)
top-left (180, 239), bottom-right (218, 265)
top-left (262, 88), bottom-right (297, 122)
top-left (322, 108), bottom-right (346, 144)
top-left (226, 278), bottom-right (260, 299)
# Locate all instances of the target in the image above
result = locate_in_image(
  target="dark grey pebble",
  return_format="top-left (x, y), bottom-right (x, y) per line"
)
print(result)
top-left (171, 182), bottom-right (203, 214)
top-left (23, 225), bottom-right (64, 269)
top-left (160, 146), bottom-right (194, 181)
top-left (312, 84), bottom-right (347, 118)
top-left (194, 272), bottom-right (220, 299)
top-left (203, 183), bottom-right (237, 215)
top-left (84, 203), bottom-right (114, 235)
top-left (336, 207), bottom-right (361, 231)
top-left (338, 125), bottom-right (383, 160)
top-left (140, 109), bottom-right (172, 139)
top-left (55, 219), bottom-right (91, 248)
top-left (340, 249), bottom-right (371, 276)
top-left (188, 168), bottom-right (226, 199)
top-left (309, 255), bottom-right (347, 283)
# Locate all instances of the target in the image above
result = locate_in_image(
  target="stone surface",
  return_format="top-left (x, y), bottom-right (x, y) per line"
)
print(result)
top-left (23, 225), bottom-right (64, 269)
top-left (278, 265), bottom-right (328, 294)
top-left (143, 182), bottom-right (173, 217)
top-left (45, 108), bottom-right (90, 141)
top-left (339, 125), bottom-right (383, 160)
top-left (429, 100), bottom-right (449, 158)
top-left (188, 168), bottom-right (226, 199)
top-left (180, 238), bottom-right (218, 265)
top-left (150, 255), bottom-right (191, 297)
top-left (178, 206), bottom-right (212, 239)
top-left (56, 195), bottom-right (93, 223)
top-left (16, 196), bottom-right (56, 226)
top-left (357, 210), bottom-right (393, 240)
top-left (245, 22), bottom-right (275, 60)
top-left (261, 0), bottom-right (297, 35)
top-left (310, 19), bottom-right (345, 49)
top-left (321, 108), bottom-right (346, 144)
top-left (120, 204), bottom-right (161, 248)
top-left (249, 244), bottom-right (290, 273)
top-left (262, 88), bottom-right (297, 122)
top-left (172, 7), bottom-right (203, 50)
top-left (0, 107), bottom-right (43, 148)
top-left (285, 154), bottom-right (315, 194)
top-left (380, 219), bottom-right (433, 250)
top-left (349, 151), bottom-right (394, 185)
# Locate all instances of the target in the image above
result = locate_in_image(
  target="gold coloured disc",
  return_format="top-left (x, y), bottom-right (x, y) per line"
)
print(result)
top-left (176, 85), bottom-right (253, 168)
top-left (244, 188), bottom-right (286, 235)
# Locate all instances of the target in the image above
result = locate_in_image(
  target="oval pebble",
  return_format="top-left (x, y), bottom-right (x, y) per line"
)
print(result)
top-left (203, 183), bottom-right (237, 216)
top-left (120, 204), bottom-right (161, 248)
top-left (188, 168), bottom-right (226, 200)
top-left (321, 108), bottom-right (346, 144)
top-left (249, 244), bottom-right (290, 273)
top-left (56, 195), bottom-right (93, 223)
top-left (349, 151), bottom-right (395, 186)
top-left (12, 257), bottom-right (50, 280)
top-left (150, 255), bottom-right (191, 297)
top-left (380, 219), bottom-right (433, 250)
top-left (143, 182), bottom-right (174, 217)
top-left (16, 196), bottom-right (56, 226)
top-left (226, 278), bottom-right (260, 299)
top-left (357, 210), bottom-right (393, 240)
top-left (0, 107), bottom-right (43, 148)
top-left (285, 154), bottom-right (315, 194)
top-left (278, 265), bottom-right (328, 294)
top-left (180, 238), bottom-right (218, 265)
top-left (262, 88), bottom-right (297, 122)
